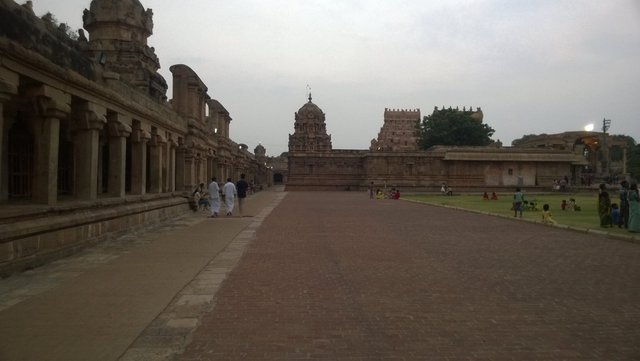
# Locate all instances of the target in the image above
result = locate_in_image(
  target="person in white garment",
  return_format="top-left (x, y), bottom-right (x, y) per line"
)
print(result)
top-left (222, 177), bottom-right (237, 216)
top-left (208, 177), bottom-right (221, 217)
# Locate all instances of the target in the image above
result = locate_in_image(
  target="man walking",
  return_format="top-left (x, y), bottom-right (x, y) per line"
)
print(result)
top-left (223, 178), bottom-right (237, 216)
top-left (236, 173), bottom-right (249, 215)
top-left (208, 177), bottom-right (220, 217)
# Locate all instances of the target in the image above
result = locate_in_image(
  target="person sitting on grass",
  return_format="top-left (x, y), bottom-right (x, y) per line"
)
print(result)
top-left (491, 192), bottom-right (499, 200)
top-left (483, 192), bottom-right (489, 200)
top-left (542, 204), bottom-right (557, 225)
top-left (568, 198), bottom-right (581, 211)
top-left (376, 189), bottom-right (384, 199)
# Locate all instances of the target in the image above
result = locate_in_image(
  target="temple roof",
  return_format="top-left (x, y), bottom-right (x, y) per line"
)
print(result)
top-left (84, 0), bottom-right (153, 36)
top-left (295, 94), bottom-right (325, 121)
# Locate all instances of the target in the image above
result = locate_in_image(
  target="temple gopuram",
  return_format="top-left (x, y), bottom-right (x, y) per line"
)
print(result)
top-left (0, 0), bottom-right (271, 276)
top-left (370, 108), bottom-right (421, 152)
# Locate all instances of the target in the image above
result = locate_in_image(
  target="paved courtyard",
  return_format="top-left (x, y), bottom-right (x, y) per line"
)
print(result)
top-left (180, 191), bottom-right (640, 360)
top-left (1, 189), bottom-right (639, 360)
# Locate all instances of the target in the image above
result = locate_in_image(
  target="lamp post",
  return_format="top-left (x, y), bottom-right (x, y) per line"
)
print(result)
top-left (602, 118), bottom-right (611, 181)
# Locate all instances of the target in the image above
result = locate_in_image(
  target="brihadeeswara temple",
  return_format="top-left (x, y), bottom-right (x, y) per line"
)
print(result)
top-left (0, 0), bottom-right (272, 276)
top-left (0, 0), bottom-right (632, 276)
top-left (286, 96), bottom-right (629, 191)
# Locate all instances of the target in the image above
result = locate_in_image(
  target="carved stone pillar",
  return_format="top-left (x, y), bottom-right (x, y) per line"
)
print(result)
top-left (148, 131), bottom-right (165, 193)
top-left (27, 85), bottom-right (71, 205)
top-left (0, 69), bottom-right (19, 201)
top-left (130, 124), bottom-right (150, 195)
top-left (107, 113), bottom-right (132, 197)
top-left (218, 161), bottom-right (227, 182)
top-left (166, 137), bottom-right (177, 192)
top-left (194, 154), bottom-right (203, 185)
top-left (207, 153), bottom-right (218, 181)
top-left (175, 140), bottom-right (186, 191)
top-left (72, 102), bottom-right (106, 200)
top-left (184, 150), bottom-right (195, 192)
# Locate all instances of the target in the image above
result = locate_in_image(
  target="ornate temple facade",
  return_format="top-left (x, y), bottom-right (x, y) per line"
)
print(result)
top-left (0, 0), bottom-right (271, 276)
top-left (286, 98), bottom-right (591, 191)
top-left (370, 108), bottom-right (420, 152)
top-left (288, 95), bottom-right (332, 153)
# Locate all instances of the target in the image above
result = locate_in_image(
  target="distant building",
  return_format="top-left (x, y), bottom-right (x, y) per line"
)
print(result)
top-left (511, 131), bottom-right (631, 181)
top-left (286, 98), bottom-right (589, 191)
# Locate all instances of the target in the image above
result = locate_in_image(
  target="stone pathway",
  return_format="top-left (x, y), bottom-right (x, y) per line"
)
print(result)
top-left (2, 189), bottom-right (639, 360)
top-left (0, 189), bottom-right (285, 361)
top-left (0, 218), bottom-right (195, 312)
top-left (179, 191), bottom-right (640, 361)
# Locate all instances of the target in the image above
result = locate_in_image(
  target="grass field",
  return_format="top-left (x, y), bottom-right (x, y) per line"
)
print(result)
top-left (403, 191), bottom-right (636, 237)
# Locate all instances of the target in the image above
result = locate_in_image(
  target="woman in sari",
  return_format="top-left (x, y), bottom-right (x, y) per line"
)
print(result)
top-left (628, 183), bottom-right (639, 233)
top-left (598, 183), bottom-right (613, 227)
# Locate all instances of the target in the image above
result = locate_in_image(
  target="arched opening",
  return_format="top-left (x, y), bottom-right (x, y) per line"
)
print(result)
top-left (273, 173), bottom-right (284, 184)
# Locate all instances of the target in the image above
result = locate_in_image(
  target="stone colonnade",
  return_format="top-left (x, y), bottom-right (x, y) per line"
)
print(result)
top-left (0, 68), bottom-right (261, 206)
top-left (0, 58), bottom-right (265, 277)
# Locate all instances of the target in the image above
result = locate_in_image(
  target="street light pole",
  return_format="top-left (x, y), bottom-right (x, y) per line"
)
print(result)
top-left (602, 118), bottom-right (611, 182)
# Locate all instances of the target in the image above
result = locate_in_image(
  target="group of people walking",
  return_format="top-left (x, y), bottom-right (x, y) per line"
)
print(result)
top-left (192, 174), bottom-right (250, 217)
top-left (598, 181), bottom-right (639, 233)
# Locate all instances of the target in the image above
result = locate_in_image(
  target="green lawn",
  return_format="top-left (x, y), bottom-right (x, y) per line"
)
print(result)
top-left (404, 192), bottom-right (634, 237)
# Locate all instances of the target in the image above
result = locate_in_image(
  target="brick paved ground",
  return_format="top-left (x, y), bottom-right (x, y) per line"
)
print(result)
top-left (179, 191), bottom-right (640, 361)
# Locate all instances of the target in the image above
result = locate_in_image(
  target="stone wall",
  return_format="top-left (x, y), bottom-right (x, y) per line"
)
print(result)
top-left (0, 0), bottom-right (269, 276)
top-left (287, 147), bottom-right (583, 192)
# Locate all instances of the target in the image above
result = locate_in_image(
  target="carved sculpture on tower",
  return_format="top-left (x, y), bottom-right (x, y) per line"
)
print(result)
top-left (83, 0), bottom-right (168, 102)
top-left (288, 94), bottom-right (332, 153)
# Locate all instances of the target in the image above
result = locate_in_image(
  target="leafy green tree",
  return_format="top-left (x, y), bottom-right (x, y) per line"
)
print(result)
top-left (628, 143), bottom-right (640, 181)
top-left (416, 108), bottom-right (495, 149)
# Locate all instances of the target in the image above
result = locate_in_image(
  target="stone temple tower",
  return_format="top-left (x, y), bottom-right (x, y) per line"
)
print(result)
top-left (288, 94), bottom-right (332, 153)
top-left (254, 143), bottom-right (266, 164)
top-left (370, 108), bottom-right (420, 151)
top-left (83, 0), bottom-right (168, 102)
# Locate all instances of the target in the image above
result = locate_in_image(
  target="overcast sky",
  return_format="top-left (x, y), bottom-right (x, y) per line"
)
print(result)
top-left (30, 0), bottom-right (640, 156)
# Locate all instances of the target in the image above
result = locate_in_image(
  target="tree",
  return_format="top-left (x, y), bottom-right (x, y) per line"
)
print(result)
top-left (41, 12), bottom-right (78, 40)
top-left (416, 108), bottom-right (495, 149)
top-left (628, 143), bottom-right (640, 181)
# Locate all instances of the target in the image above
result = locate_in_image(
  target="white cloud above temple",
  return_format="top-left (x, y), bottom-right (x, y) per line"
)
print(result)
top-left (29, 0), bottom-right (640, 156)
